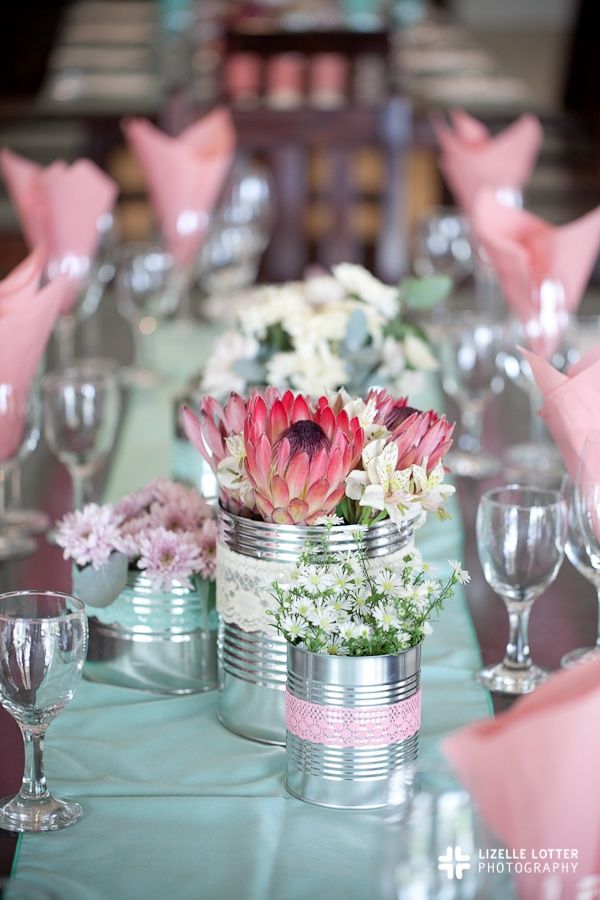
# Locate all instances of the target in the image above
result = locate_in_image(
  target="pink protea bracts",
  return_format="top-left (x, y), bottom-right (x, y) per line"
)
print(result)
top-left (368, 389), bottom-right (454, 473)
top-left (181, 392), bottom-right (246, 473)
top-left (244, 392), bottom-right (365, 525)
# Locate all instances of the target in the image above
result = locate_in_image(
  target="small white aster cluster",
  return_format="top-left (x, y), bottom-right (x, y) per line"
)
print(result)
top-left (55, 479), bottom-right (216, 591)
top-left (200, 263), bottom-right (438, 399)
top-left (268, 538), bottom-right (468, 657)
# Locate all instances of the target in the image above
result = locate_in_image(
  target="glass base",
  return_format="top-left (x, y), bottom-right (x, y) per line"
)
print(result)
top-left (477, 661), bottom-right (548, 695)
top-left (0, 792), bottom-right (82, 832)
top-left (561, 646), bottom-right (600, 669)
top-left (503, 443), bottom-right (564, 486)
top-left (445, 448), bottom-right (500, 479)
top-left (4, 508), bottom-right (50, 536)
top-left (119, 366), bottom-right (160, 390)
top-left (0, 528), bottom-right (37, 561)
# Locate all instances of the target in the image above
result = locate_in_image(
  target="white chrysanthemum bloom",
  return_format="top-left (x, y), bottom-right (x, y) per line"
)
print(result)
top-left (395, 370), bottom-right (426, 398)
top-left (339, 621), bottom-right (362, 642)
top-left (372, 606), bottom-right (398, 632)
top-left (298, 567), bottom-right (330, 594)
top-left (332, 263), bottom-right (400, 320)
top-left (201, 332), bottom-right (260, 396)
top-left (267, 342), bottom-right (349, 396)
top-left (449, 559), bottom-right (471, 584)
top-left (403, 334), bottom-right (438, 371)
top-left (280, 614), bottom-right (307, 641)
top-left (310, 603), bottom-right (339, 634)
top-left (374, 569), bottom-right (396, 596)
top-left (238, 283), bottom-right (306, 338)
top-left (304, 274), bottom-right (346, 305)
top-left (328, 567), bottom-right (356, 593)
top-left (330, 595), bottom-right (353, 616)
top-left (324, 634), bottom-right (349, 656)
top-left (290, 597), bottom-right (314, 618)
top-left (377, 336), bottom-right (407, 380)
top-left (422, 622), bottom-right (433, 636)
top-left (313, 513), bottom-right (345, 526)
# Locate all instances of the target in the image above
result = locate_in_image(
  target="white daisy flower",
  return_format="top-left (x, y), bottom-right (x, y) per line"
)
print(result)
top-left (449, 559), bottom-right (471, 585)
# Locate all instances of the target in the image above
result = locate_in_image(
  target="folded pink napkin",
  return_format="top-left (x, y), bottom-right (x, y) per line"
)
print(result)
top-left (473, 190), bottom-right (600, 328)
top-left (0, 150), bottom-right (118, 313)
top-left (123, 107), bottom-right (236, 267)
top-left (0, 247), bottom-right (44, 312)
top-left (432, 110), bottom-right (543, 213)
top-left (444, 657), bottom-right (600, 900)
top-left (0, 267), bottom-right (66, 461)
top-left (520, 344), bottom-right (600, 478)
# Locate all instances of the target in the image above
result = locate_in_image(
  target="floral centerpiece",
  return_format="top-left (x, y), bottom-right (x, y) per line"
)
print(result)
top-left (55, 479), bottom-right (218, 694)
top-left (200, 264), bottom-right (450, 399)
top-left (183, 385), bottom-right (456, 745)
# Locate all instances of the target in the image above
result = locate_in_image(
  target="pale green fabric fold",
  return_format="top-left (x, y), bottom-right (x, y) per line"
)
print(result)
top-left (8, 320), bottom-right (491, 900)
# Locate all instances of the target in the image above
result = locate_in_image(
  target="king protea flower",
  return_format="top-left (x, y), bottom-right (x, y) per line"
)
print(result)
top-left (244, 391), bottom-right (364, 524)
top-left (368, 389), bottom-right (454, 472)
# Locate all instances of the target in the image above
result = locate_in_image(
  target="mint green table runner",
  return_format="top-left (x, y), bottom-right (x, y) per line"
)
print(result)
top-left (8, 321), bottom-right (491, 900)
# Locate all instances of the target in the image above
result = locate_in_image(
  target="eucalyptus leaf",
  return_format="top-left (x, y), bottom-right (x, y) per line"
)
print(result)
top-left (232, 358), bottom-right (268, 384)
top-left (401, 276), bottom-right (452, 310)
top-left (343, 309), bottom-right (369, 353)
top-left (72, 551), bottom-right (129, 609)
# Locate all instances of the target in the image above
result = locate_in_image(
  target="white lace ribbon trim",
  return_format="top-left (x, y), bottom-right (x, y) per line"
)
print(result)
top-left (216, 538), bottom-right (415, 635)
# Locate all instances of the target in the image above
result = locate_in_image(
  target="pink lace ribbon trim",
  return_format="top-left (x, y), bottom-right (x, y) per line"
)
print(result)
top-left (285, 690), bottom-right (421, 748)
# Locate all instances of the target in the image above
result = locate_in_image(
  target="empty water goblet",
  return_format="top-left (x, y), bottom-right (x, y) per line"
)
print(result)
top-left (0, 384), bottom-right (39, 560)
top-left (560, 475), bottom-right (600, 668)
top-left (439, 311), bottom-right (504, 478)
top-left (476, 485), bottom-right (566, 694)
top-left (41, 360), bottom-right (121, 510)
top-left (413, 206), bottom-right (474, 284)
top-left (0, 590), bottom-right (88, 831)
top-left (4, 381), bottom-right (50, 536)
top-left (114, 243), bottom-right (180, 389)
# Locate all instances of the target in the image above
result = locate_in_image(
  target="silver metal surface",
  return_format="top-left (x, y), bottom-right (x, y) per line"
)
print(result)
top-left (84, 571), bottom-right (218, 695)
top-left (217, 510), bottom-right (419, 745)
top-left (286, 645), bottom-right (421, 809)
top-left (217, 621), bottom-right (286, 745)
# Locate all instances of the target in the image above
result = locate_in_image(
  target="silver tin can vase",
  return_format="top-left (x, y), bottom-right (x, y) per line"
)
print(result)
top-left (285, 643), bottom-right (421, 809)
top-left (84, 570), bottom-right (218, 694)
top-left (216, 507), bottom-right (420, 746)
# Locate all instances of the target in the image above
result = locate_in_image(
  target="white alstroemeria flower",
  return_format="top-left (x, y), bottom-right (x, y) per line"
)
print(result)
top-left (217, 455), bottom-right (254, 507)
top-left (449, 559), bottom-right (471, 585)
top-left (332, 263), bottom-right (400, 320)
top-left (346, 440), bottom-right (413, 519)
top-left (403, 334), bottom-right (438, 372)
top-left (225, 433), bottom-right (246, 464)
top-left (410, 461), bottom-right (455, 514)
top-left (201, 332), bottom-right (260, 397)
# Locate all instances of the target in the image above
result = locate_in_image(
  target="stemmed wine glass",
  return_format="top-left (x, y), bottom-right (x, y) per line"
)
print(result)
top-left (573, 432), bottom-right (600, 661)
top-left (0, 383), bottom-right (40, 560)
top-left (476, 485), bottom-right (566, 694)
top-left (439, 311), bottom-right (504, 478)
top-left (41, 360), bottom-right (121, 510)
top-left (413, 206), bottom-right (474, 284)
top-left (114, 243), bottom-right (181, 389)
top-left (0, 590), bottom-right (88, 831)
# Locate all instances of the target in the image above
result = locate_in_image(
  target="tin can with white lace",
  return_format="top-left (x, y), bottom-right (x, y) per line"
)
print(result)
top-left (285, 643), bottom-right (421, 809)
top-left (216, 507), bottom-right (420, 745)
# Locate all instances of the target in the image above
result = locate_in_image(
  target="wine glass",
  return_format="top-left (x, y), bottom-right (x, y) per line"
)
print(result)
top-left (439, 311), bottom-right (504, 478)
top-left (501, 279), bottom-right (569, 484)
top-left (476, 485), bottom-right (566, 694)
top-left (41, 360), bottom-right (121, 510)
top-left (413, 206), bottom-right (474, 284)
top-left (0, 590), bottom-right (88, 831)
top-left (4, 380), bottom-right (50, 537)
top-left (0, 384), bottom-right (39, 560)
top-left (114, 243), bottom-right (181, 389)
top-left (560, 475), bottom-right (600, 668)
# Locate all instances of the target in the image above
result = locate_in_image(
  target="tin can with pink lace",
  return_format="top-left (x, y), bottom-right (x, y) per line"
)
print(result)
top-left (285, 643), bottom-right (421, 809)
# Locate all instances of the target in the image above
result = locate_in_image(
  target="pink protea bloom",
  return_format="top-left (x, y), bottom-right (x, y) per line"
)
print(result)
top-left (368, 388), bottom-right (454, 473)
top-left (181, 392), bottom-right (247, 473)
top-left (244, 392), bottom-right (364, 525)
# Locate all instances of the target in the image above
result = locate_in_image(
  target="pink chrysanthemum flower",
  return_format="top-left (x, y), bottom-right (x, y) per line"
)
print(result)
top-left (55, 504), bottom-right (122, 570)
top-left (137, 527), bottom-right (204, 591)
top-left (196, 518), bottom-right (217, 580)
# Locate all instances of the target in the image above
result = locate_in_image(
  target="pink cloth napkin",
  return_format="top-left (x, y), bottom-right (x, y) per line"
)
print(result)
top-left (473, 190), bottom-right (600, 326)
top-left (0, 150), bottom-right (118, 313)
top-left (432, 110), bottom-right (543, 213)
top-left (444, 657), bottom-right (600, 900)
top-left (0, 247), bottom-right (44, 312)
top-left (0, 264), bottom-right (66, 461)
top-left (520, 343), bottom-right (600, 479)
top-left (123, 108), bottom-right (236, 267)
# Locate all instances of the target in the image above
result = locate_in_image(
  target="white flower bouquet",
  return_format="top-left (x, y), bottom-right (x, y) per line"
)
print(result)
top-left (269, 533), bottom-right (469, 657)
top-left (201, 264), bottom-right (450, 399)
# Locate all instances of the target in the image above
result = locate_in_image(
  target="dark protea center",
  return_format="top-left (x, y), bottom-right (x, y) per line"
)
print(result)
top-left (279, 420), bottom-right (330, 457)
top-left (385, 405), bottom-right (421, 432)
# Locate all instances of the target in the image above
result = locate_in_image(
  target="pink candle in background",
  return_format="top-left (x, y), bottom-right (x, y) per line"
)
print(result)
top-left (266, 53), bottom-right (306, 109)
top-left (309, 53), bottom-right (349, 108)
top-left (224, 52), bottom-right (262, 104)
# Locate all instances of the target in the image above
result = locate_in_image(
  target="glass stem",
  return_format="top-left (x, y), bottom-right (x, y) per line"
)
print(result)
top-left (10, 466), bottom-right (23, 509)
top-left (20, 727), bottom-right (50, 801)
top-left (0, 471), bottom-right (6, 528)
top-left (504, 607), bottom-right (532, 669)
top-left (133, 324), bottom-right (153, 373)
top-left (71, 469), bottom-right (89, 511)
top-left (459, 400), bottom-right (484, 454)
top-left (527, 384), bottom-right (545, 444)
top-left (56, 316), bottom-right (77, 369)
